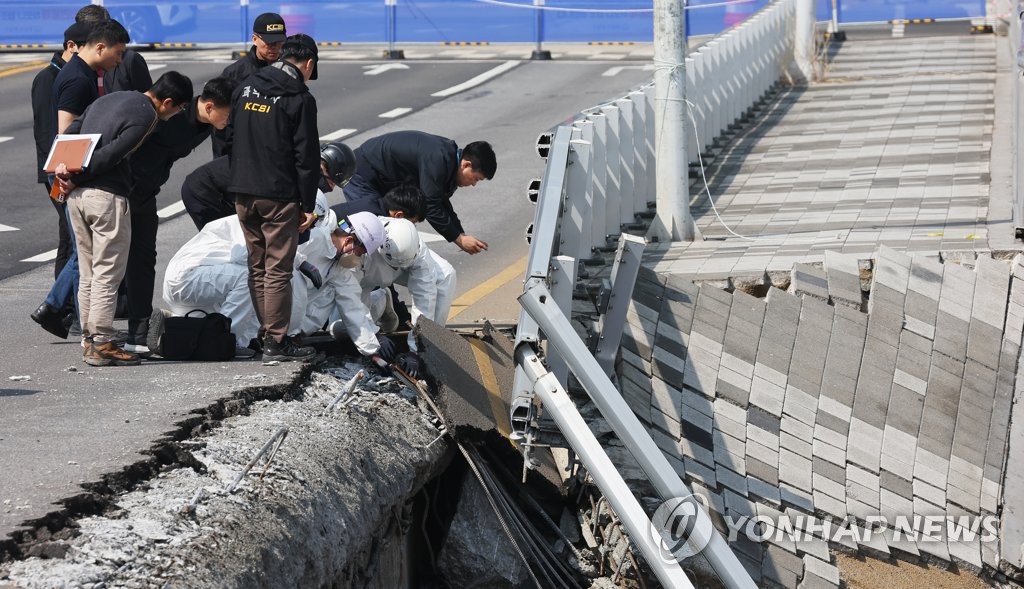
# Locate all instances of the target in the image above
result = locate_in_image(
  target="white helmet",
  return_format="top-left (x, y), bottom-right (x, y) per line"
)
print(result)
top-left (380, 217), bottom-right (420, 268)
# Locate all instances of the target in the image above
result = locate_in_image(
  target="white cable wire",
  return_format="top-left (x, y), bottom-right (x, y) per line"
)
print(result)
top-left (472, 0), bottom-right (759, 13)
top-left (683, 98), bottom-right (821, 242)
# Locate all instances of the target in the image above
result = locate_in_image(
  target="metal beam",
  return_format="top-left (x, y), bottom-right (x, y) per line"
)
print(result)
top-left (515, 344), bottom-right (695, 589)
top-left (594, 234), bottom-right (646, 375)
top-left (519, 281), bottom-right (757, 589)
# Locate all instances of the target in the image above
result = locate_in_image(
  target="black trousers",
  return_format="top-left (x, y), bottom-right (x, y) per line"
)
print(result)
top-left (125, 198), bottom-right (159, 337)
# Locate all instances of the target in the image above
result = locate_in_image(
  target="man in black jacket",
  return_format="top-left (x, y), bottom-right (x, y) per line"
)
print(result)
top-left (54, 71), bottom-right (193, 367)
top-left (229, 33), bottom-right (319, 362)
top-left (121, 76), bottom-right (238, 352)
top-left (343, 131), bottom-right (497, 254)
top-left (211, 12), bottom-right (286, 157)
top-left (31, 22), bottom-right (90, 278)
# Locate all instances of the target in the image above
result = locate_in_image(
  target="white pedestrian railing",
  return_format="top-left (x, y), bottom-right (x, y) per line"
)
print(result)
top-left (509, 2), bottom-right (800, 587)
top-left (1008, 0), bottom-right (1024, 237)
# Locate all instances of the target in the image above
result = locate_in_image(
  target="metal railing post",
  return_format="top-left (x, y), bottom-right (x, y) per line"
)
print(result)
top-left (594, 234), bottom-right (646, 375)
top-left (515, 346), bottom-right (695, 589)
top-left (546, 255), bottom-right (576, 386)
top-left (794, 0), bottom-right (815, 80)
top-left (565, 125), bottom-right (593, 263)
top-left (519, 282), bottom-right (757, 589)
top-left (531, 0), bottom-right (552, 60)
top-left (384, 0), bottom-right (405, 59)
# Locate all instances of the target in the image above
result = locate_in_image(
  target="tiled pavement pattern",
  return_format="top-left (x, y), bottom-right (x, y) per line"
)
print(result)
top-left (612, 247), bottom-right (1023, 587)
top-left (647, 35), bottom-right (998, 278)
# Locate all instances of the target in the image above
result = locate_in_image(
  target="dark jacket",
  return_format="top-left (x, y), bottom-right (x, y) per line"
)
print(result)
top-left (130, 96), bottom-right (213, 209)
top-left (104, 49), bottom-right (153, 93)
top-left (66, 91), bottom-right (159, 197)
top-left (31, 52), bottom-right (65, 183)
top-left (182, 155), bottom-right (234, 228)
top-left (211, 45), bottom-right (271, 157)
top-left (227, 61), bottom-right (319, 213)
top-left (330, 196), bottom-right (386, 222)
top-left (354, 131), bottom-right (464, 242)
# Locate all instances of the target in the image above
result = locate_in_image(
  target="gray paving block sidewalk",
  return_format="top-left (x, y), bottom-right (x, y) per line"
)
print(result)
top-left (646, 34), bottom-right (1004, 278)
top-left (594, 32), bottom-right (1024, 588)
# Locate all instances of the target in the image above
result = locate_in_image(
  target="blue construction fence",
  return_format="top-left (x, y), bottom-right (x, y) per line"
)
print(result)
top-left (0, 0), bottom-right (988, 45)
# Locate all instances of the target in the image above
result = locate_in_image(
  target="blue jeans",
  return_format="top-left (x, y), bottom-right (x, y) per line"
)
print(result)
top-left (44, 205), bottom-right (79, 316)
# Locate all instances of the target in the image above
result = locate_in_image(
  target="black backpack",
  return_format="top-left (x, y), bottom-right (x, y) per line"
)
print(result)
top-left (157, 310), bottom-right (235, 361)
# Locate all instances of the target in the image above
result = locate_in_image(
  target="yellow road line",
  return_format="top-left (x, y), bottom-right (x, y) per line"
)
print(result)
top-left (469, 338), bottom-right (512, 438)
top-left (447, 255), bottom-right (527, 321)
top-left (0, 60), bottom-right (47, 78)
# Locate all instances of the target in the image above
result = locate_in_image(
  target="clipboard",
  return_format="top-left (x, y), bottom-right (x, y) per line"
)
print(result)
top-left (43, 133), bottom-right (101, 174)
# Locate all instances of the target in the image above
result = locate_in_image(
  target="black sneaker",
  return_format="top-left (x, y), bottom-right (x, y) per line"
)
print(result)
top-left (262, 335), bottom-right (315, 362)
top-left (146, 309), bottom-right (171, 357)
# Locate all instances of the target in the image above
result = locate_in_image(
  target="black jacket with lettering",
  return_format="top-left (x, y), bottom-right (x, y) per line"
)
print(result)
top-left (354, 131), bottom-right (464, 242)
top-left (211, 45), bottom-right (271, 157)
top-left (227, 61), bottom-right (319, 213)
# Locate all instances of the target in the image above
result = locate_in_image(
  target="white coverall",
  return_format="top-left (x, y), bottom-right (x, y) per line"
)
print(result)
top-left (327, 220), bottom-right (456, 353)
top-left (162, 196), bottom-right (333, 347)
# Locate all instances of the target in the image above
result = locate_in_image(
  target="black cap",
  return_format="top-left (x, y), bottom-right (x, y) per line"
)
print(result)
top-left (253, 12), bottom-right (287, 43)
top-left (282, 33), bottom-right (318, 80)
top-left (63, 22), bottom-right (91, 47)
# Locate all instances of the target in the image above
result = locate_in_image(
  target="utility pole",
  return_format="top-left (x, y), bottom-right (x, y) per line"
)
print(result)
top-left (795, 0), bottom-right (815, 80)
top-left (651, 0), bottom-right (695, 242)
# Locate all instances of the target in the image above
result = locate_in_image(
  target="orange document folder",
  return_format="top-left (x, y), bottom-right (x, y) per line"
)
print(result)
top-left (43, 134), bottom-right (101, 174)
top-left (44, 133), bottom-right (100, 203)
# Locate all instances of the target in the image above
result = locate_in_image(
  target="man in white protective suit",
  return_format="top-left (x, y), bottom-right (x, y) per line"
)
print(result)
top-left (302, 216), bottom-right (455, 376)
top-left (159, 194), bottom-right (384, 360)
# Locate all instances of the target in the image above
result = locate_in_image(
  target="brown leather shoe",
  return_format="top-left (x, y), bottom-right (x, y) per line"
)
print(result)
top-left (84, 341), bottom-right (141, 367)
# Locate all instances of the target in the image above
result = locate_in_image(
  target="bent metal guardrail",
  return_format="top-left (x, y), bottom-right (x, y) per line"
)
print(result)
top-left (509, 1), bottom-right (798, 587)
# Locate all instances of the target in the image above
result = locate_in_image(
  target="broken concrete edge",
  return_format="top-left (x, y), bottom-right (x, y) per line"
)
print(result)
top-left (0, 361), bottom-right (318, 564)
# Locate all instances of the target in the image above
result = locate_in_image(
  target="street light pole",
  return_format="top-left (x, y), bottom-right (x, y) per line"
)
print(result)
top-left (651, 0), bottom-right (695, 242)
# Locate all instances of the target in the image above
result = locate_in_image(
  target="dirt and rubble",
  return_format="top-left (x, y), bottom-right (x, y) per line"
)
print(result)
top-left (0, 361), bottom-right (451, 588)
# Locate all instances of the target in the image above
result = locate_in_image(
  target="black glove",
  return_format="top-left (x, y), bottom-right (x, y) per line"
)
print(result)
top-left (400, 353), bottom-right (421, 378)
top-left (376, 336), bottom-right (396, 362)
top-left (299, 261), bottom-right (322, 289)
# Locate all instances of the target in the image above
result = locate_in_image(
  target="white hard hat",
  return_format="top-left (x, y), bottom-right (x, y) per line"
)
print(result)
top-left (380, 217), bottom-right (420, 268)
top-left (339, 211), bottom-right (385, 254)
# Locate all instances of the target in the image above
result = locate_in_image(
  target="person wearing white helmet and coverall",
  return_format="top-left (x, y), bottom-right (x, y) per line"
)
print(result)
top-left (160, 203), bottom-right (384, 359)
top-left (361, 216), bottom-right (455, 377)
top-left (303, 206), bottom-right (455, 377)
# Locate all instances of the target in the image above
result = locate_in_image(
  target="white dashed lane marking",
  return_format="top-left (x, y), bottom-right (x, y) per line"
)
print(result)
top-left (157, 200), bottom-right (186, 219)
top-left (0, 136), bottom-right (13, 144)
top-left (320, 128), bottom-right (357, 141)
top-left (378, 107), bottom-right (412, 119)
top-left (0, 223), bottom-right (19, 232)
top-left (362, 63), bottom-right (409, 76)
top-left (22, 249), bottom-right (57, 263)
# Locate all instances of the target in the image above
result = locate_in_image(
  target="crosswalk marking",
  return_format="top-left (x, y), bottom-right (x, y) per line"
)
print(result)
top-left (320, 128), bottom-right (357, 141)
top-left (157, 200), bottom-right (186, 219)
top-left (379, 107), bottom-right (412, 119)
top-left (21, 248), bottom-right (56, 262)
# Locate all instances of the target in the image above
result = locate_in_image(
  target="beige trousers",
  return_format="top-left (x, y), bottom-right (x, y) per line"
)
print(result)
top-left (67, 187), bottom-right (132, 342)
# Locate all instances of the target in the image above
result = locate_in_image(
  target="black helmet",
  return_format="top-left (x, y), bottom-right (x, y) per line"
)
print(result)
top-left (320, 141), bottom-right (356, 187)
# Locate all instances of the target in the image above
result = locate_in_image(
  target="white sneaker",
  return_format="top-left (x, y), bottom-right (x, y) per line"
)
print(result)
top-left (122, 343), bottom-right (150, 354)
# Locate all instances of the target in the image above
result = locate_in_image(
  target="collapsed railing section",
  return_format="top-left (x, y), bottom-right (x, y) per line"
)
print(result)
top-left (509, 2), bottom-right (800, 587)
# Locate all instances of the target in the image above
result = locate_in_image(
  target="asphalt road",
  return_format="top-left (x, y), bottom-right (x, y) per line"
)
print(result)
top-left (0, 46), bottom-right (653, 540)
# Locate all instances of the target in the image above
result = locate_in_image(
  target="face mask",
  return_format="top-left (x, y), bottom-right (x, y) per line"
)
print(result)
top-left (337, 253), bottom-right (361, 269)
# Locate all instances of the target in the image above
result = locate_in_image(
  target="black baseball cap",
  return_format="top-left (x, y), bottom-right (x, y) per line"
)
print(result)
top-left (282, 33), bottom-right (318, 80)
top-left (64, 22), bottom-right (91, 47)
top-left (253, 12), bottom-right (287, 43)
